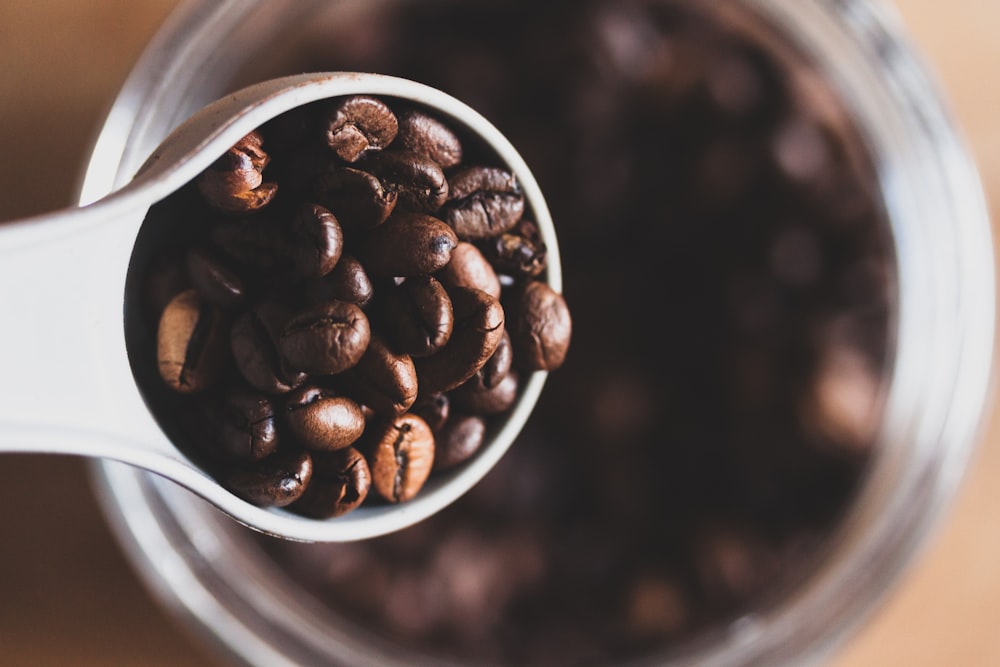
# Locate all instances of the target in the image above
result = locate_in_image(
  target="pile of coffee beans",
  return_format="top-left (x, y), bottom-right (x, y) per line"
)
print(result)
top-left (250, 0), bottom-right (896, 664)
top-left (129, 94), bottom-right (571, 518)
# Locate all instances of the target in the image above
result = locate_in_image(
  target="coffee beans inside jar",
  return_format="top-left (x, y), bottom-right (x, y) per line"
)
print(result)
top-left (244, 0), bottom-right (897, 664)
top-left (127, 94), bottom-right (571, 519)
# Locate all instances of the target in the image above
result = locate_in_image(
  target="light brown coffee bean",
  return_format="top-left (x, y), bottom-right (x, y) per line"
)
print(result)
top-left (368, 413), bottom-right (435, 503)
top-left (157, 288), bottom-right (228, 393)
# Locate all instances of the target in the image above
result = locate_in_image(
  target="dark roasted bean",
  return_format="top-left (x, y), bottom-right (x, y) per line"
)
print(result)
top-left (359, 211), bottom-right (458, 278)
top-left (205, 390), bottom-right (280, 462)
top-left (357, 149), bottom-right (449, 212)
top-left (411, 392), bottom-right (450, 433)
top-left (284, 385), bottom-right (366, 451)
top-left (225, 448), bottom-right (313, 508)
top-left (484, 218), bottom-right (547, 278)
top-left (282, 203), bottom-right (344, 279)
top-left (414, 286), bottom-right (505, 393)
top-left (395, 107), bottom-right (463, 168)
top-left (433, 414), bottom-right (486, 471)
top-left (301, 254), bottom-right (374, 307)
top-left (436, 241), bottom-right (501, 299)
top-left (197, 131), bottom-right (277, 213)
top-left (440, 166), bottom-right (524, 240)
top-left (452, 369), bottom-right (519, 416)
top-left (230, 301), bottom-right (306, 394)
top-left (377, 276), bottom-right (453, 357)
top-left (342, 335), bottom-right (418, 417)
top-left (314, 165), bottom-right (398, 233)
top-left (479, 328), bottom-right (512, 389)
top-left (507, 280), bottom-right (572, 372)
top-left (278, 300), bottom-right (371, 375)
top-left (186, 246), bottom-right (246, 309)
top-left (291, 447), bottom-right (371, 518)
top-left (324, 95), bottom-right (398, 162)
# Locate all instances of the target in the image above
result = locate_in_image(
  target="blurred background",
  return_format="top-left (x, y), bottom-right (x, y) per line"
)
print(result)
top-left (0, 1), bottom-right (997, 665)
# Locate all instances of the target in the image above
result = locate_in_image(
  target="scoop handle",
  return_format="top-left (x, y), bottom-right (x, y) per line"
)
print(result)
top-left (0, 191), bottom-right (173, 458)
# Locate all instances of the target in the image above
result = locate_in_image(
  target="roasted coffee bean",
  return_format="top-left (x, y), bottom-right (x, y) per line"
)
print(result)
top-left (440, 166), bottom-right (524, 240)
top-left (197, 130), bottom-right (278, 213)
top-left (205, 390), bottom-right (280, 462)
top-left (411, 392), bottom-right (450, 433)
top-left (186, 246), bottom-right (246, 309)
top-left (377, 276), bottom-right (453, 357)
top-left (343, 335), bottom-right (418, 417)
top-left (452, 370), bottom-right (519, 416)
top-left (433, 414), bottom-right (486, 471)
top-left (484, 218), bottom-right (547, 278)
top-left (324, 95), bottom-right (398, 162)
top-left (395, 107), bottom-right (464, 168)
top-left (479, 328), bottom-right (512, 389)
top-left (507, 280), bottom-right (572, 372)
top-left (230, 301), bottom-right (306, 394)
top-left (281, 203), bottom-right (344, 280)
top-left (415, 286), bottom-right (505, 393)
top-left (314, 165), bottom-right (398, 232)
top-left (368, 413), bottom-right (435, 503)
top-left (357, 149), bottom-right (449, 212)
top-left (278, 299), bottom-right (371, 375)
top-left (436, 241), bottom-right (502, 299)
top-left (291, 447), bottom-right (371, 518)
top-left (225, 448), bottom-right (313, 508)
top-left (284, 385), bottom-right (366, 451)
top-left (359, 211), bottom-right (458, 278)
top-left (301, 254), bottom-right (374, 307)
top-left (157, 289), bottom-right (228, 393)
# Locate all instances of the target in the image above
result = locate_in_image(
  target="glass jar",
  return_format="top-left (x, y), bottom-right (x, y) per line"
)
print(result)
top-left (80, 0), bottom-right (994, 665)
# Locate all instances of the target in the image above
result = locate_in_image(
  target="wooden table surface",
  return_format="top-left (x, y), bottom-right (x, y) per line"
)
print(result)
top-left (0, 1), bottom-right (996, 665)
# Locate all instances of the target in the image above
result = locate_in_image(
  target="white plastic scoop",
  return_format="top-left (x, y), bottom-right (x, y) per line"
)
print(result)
top-left (0, 72), bottom-right (561, 543)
